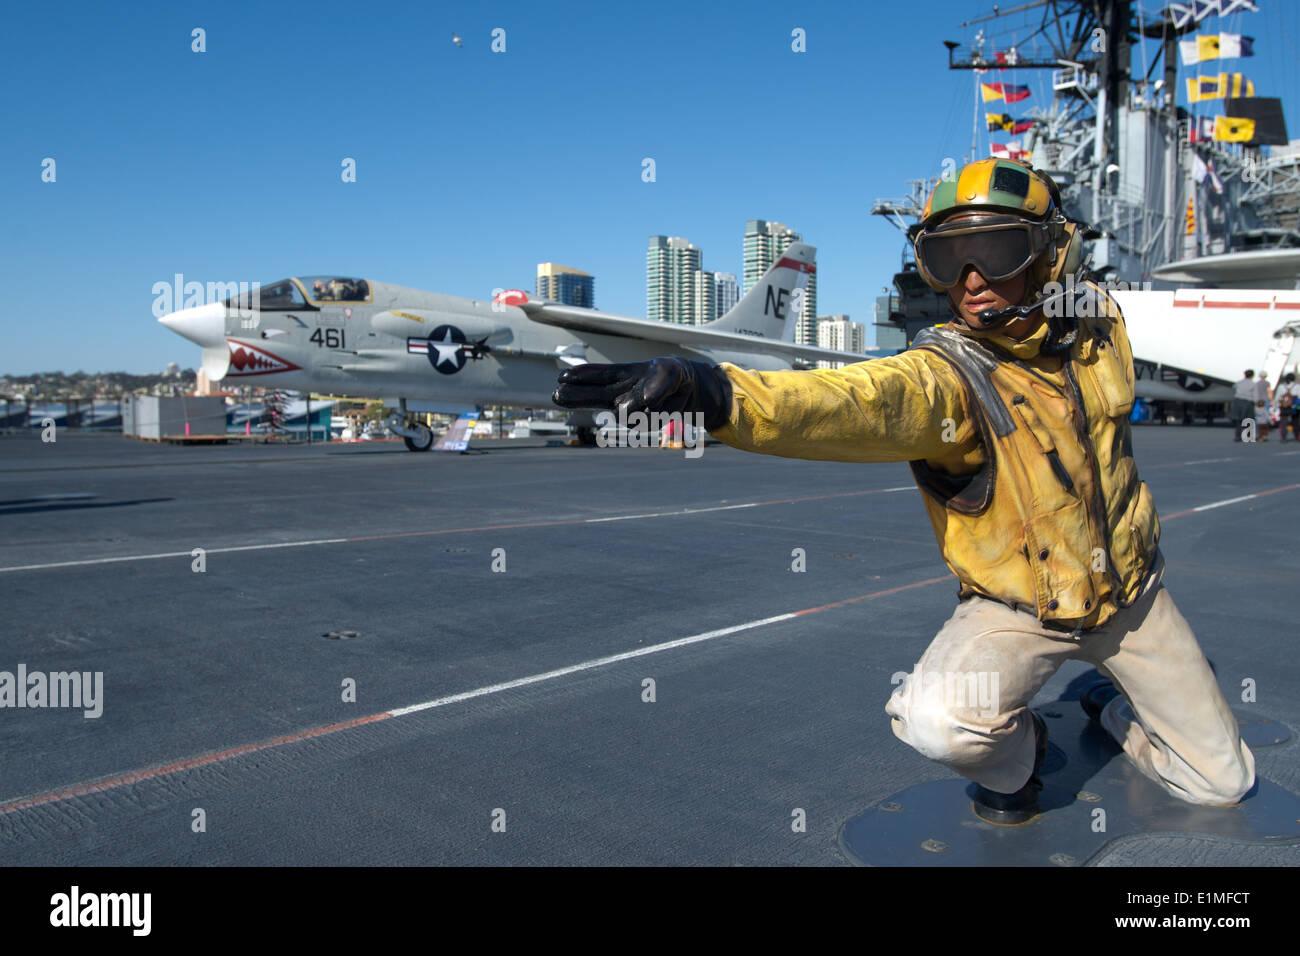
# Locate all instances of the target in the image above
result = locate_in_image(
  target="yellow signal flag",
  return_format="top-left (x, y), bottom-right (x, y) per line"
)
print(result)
top-left (1187, 73), bottom-right (1253, 102)
top-left (1226, 72), bottom-right (1255, 97)
top-left (1186, 75), bottom-right (1221, 102)
top-left (1184, 196), bottom-right (1196, 236)
top-left (1197, 34), bottom-right (1221, 61)
top-left (1214, 115), bottom-right (1256, 143)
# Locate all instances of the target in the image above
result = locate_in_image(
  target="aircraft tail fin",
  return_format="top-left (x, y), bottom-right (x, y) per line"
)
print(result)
top-left (704, 242), bottom-right (816, 342)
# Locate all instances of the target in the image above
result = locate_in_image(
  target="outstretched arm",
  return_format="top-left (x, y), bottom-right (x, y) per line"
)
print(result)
top-left (554, 352), bottom-right (982, 468)
top-left (710, 351), bottom-right (982, 466)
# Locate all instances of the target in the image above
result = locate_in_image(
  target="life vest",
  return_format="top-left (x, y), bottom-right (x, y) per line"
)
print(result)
top-left (907, 284), bottom-right (1160, 630)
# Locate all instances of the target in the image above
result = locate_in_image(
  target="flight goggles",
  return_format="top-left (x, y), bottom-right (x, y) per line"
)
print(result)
top-left (915, 215), bottom-right (1053, 288)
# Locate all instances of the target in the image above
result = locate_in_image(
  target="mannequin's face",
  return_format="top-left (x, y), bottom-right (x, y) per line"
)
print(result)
top-left (946, 264), bottom-right (1032, 334)
top-left (937, 212), bottom-right (1038, 336)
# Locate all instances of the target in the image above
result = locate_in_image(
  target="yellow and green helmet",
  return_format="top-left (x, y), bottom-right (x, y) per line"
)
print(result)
top-left (922, 158), bottom-right (1055, 228)
top-left (915, 158), bottom-right (1082, 295)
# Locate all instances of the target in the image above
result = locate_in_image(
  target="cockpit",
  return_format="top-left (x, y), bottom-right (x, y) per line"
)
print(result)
top-left (300, 275), bottom-right (371, 303)
top-left (224, 276), bottom-right (372, 310)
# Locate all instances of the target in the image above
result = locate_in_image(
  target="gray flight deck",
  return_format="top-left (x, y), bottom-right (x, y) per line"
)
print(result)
top-left (0, 428), bottom-right (1297, 866)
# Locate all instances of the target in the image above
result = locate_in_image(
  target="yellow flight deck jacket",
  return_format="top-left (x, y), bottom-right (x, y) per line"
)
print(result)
top-left (709, 282), bottom-right (1159, 631)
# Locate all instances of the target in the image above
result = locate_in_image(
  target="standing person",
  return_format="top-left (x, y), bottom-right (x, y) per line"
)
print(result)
top-left (555, 158), bottom-right (1256, 826)
top-left (1232, 371), bottom-right (1257, 441)
top-left (1276, 373), bottom-right (1299, 442)
top-left (1255, 374), bottom-right (1272, 441)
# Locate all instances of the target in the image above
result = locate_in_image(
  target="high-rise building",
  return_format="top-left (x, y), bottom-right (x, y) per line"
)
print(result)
top-left (817, 315), bottom-right (866, 353)
top-left (816, 315), bottom-right (868, 368)
top-left (743, 220), bottom-right (817, 344)
top-left (712, 272), bottom-right (740, 318)
top-left (536, 263), bottom-right (594, 308)
top-left (693, 270), bottom-right (716, 325)
top-left (647, 236), bottom-right (703, 324)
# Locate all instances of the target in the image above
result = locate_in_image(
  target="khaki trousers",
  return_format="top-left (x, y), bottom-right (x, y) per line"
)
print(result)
top-left (885, 552), bottom-right (1256, 805)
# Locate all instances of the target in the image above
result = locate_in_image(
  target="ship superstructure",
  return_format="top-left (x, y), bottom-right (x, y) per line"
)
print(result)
top-left (872, 0), bottom-right (1299, 415)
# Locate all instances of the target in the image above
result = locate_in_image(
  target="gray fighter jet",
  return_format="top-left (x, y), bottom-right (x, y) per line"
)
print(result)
top-left (158, 244), bottom-right (881, 450)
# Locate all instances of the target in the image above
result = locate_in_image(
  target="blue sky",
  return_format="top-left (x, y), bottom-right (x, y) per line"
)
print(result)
top-left (4, 0), bottom-right (1298, 374)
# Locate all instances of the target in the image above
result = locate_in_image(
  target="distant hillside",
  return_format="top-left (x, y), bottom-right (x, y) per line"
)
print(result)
top-left (2, 370), bottom-right (198, 399)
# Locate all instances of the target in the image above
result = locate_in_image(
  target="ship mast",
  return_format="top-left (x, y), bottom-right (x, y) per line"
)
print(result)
top-left (943, 1), bottom-right (1149, 263)
top-left (870, 0), bottom-right (1298, 351)
top-left (939, 0), bottom-right (1296, 284)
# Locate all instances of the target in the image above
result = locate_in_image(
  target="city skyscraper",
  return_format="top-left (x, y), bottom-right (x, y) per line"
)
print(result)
top-left (743, 220), bottom-right (817, 344)
top-left (536, 263), bottom-right (594, 308)
top-left (816, 314), bottom-right (867, 368)
top-left (647, 236), bottom-right (703, 324)
top-left (712, 272), bottom-right (740, 318)
top-left (693, 270), bottom-right (716, 325)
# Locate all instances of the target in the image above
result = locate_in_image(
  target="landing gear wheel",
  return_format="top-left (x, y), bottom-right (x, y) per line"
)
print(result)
top-left (575, 426), bottom-right (598, 447)
top-left (403, 424), bottom-right (434, 452)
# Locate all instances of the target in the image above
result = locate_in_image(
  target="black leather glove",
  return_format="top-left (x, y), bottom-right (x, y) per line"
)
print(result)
top-left (552, 358), bottom-right (733, 432)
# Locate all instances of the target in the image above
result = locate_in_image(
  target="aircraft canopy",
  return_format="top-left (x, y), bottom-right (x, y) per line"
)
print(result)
top-left (298, 276), bottom-right (371, 303)
top-left (223, 277), bottom-right (372, 311)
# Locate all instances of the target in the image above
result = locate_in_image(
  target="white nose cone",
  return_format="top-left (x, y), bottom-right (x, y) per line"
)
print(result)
top-left (159, 301), bottom-right (226, 348)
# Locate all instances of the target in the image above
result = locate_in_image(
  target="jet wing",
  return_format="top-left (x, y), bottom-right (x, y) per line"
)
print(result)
top-left (518, 301), bottom-right (881, 366)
